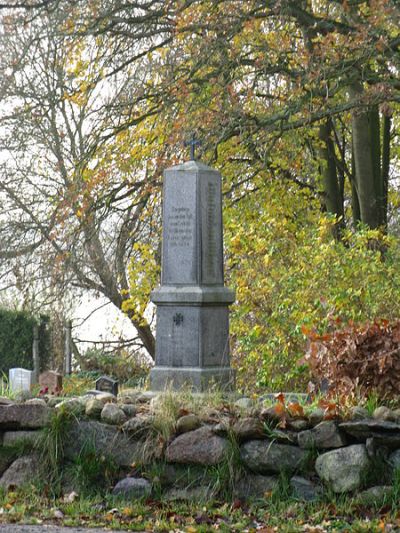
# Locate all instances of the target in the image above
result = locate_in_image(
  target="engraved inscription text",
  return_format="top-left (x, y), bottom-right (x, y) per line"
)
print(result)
top-left (167, 207), bottom-right (194, 248)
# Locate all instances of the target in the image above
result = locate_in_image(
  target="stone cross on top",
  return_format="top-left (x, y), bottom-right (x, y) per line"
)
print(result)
top-left (184, 133), bottom-right (201, 160)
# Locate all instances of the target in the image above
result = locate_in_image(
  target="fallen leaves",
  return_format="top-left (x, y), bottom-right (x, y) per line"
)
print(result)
top-left (304, 319), bottom-right (400, 399)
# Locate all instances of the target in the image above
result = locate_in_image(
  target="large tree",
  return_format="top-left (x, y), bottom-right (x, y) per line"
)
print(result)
top-left (161, 0), bottom-right (399, 231)
top-left (0, 5), bottom-right (175, 356)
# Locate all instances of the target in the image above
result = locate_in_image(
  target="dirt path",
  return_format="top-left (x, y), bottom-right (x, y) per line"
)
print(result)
top-left (0, 525), bottom-right (141, 532)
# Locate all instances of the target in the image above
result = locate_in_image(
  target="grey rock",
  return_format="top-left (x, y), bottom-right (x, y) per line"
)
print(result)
top-left (112, 477), bottom-right (151, 499)
top-left (309, 409), bottom-right (325, 426)
top-left (176, 414), bottom-right (201, 434)
top-left (234, 397), bottom-right (253, 410)
top-left (339, 419), bottom-right (400, 446)
top-left (366, 437), bottom-right (377, 458)
top-left (101, 403), bottom-right (127, 425)
top-left (60, 469), bottom-right (78, 496)
top-left (122, 416), bottom-right (153, 438)
top-left (119, 390), bottom-right (157, 404)
top-left (315, 444), bottom-right (370, 493)
top-left (166, 426), bottom-right (228, 465)
top-left (137, 391), bottom-right (159, 402)
top-left (240, 440), bottom-right (307, 474)
top-left (373, 406), bottom-right (396, 422)
top-left (0, 404), bottom-right (51, 429)
top-left (298, 421), bottom-right (346, 449)
top-left (349, 406), bottom-right (370, 420)
top-left (0, 455), bottom-right (40, 489)
top-left (231, 417), bottom-right (265, 442)
top-left (55, 399), bottom-right (85, 416)
top-left (365, 438), bottom-right (389, 461)
top-left (120, 404), bottom-right (137, 418)
top-left (64, 420), bottom-right (142, 467)
top-left (25, 398), bottom-right (47, 406)
top-left (85, 398), bottom-right (104, 419)
top-left (355, 485), bottom-right (393, 505)
top-left (268, 429), bottom-right (298, 445)
top-left (0, 447), bottom-right (17, 476)
top-left (159, 464), bottom-right (185, 487)
top-left (0, 397), bottom-right (14, 406)
top-left (260, 406), bottom-right (282, 423)
top-left (2, 430), bottom-right (40, 447)
top-left (235, 474), bottom-right (278, 500)
top-left (47, 397), bottom-right (66, 408)
top-left (89, 392), bottom-right (117, 404)
top-left (163, 485), bottom-right (213, 502)
top-left (388, 449), bottom-right (400, 470)
top-left (199, 408), bottom-right (225, 424)
top-left (290, 476), bottom-right (321, 501)
top-left (212, 419), bottom-right (231, 436)
top-left (288, 419), bottom-right (310, 431)
top-left (159, 464), bottom-right (207, 488)
top-left (83, 391), bottom-right (117, 403)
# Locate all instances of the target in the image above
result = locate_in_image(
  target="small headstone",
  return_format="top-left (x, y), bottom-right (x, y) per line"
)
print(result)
top-left (9, 368), bottom-right (33, 393)
top-left (39, 371), bottom-right (63, 395)
top-left (95, 375), bottom-right (118, 396)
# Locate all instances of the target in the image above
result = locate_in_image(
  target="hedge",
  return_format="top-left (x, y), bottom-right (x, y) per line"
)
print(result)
top-left (0, 309), bottom-right (51, 376)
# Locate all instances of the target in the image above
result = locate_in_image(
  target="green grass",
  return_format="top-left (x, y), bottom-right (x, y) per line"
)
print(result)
top-left (1, 486), bottom-right (400, 532)
top-left (0, 373), bottom-right (14, 399)
top-left (64, 441), bottom-right (120, 497)
top-left (362, 391), bottom-right (381, 416)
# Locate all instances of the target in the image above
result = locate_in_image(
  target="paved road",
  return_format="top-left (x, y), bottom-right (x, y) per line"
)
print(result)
top-left (0, 526), bottom-right (138, 532)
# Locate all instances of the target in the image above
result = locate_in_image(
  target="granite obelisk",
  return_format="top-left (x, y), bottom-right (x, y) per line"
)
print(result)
top-left (150, 157), bottom-right (235, 390)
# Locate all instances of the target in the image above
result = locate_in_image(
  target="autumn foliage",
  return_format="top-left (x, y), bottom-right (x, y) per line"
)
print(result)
top-left (304, 319), bottom-right (400, 400)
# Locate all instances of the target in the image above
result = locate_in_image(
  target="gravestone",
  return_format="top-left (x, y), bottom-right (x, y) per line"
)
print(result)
top-left (95, 376), bottom-right (119, 396)
top-left (39, 371), bottom-right (63, 394)
top-left (9, 368), bottom-right (33, 393)
top-left (150, 160), bottom-right (235, 391)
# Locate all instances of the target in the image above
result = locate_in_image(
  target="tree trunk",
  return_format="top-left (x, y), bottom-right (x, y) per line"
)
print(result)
top-left (127, 311), bottom-right (155, 358)
top-left (349, 82), bottom-right (379, 229)
top-left (381, 114), bottom-right (391, 230)
top-left (318, 119), bottom-right (345, 238)
top-left (350, 148), bottom-right (361, 227)
top-left (369, 106), bottom-right (385, 228)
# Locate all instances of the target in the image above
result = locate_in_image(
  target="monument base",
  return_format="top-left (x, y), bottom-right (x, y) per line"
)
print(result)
top-left (150, 366), bottom-right (236, 392)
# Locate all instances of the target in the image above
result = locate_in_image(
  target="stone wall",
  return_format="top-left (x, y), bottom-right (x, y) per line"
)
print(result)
top-left (0, 393), bottom-right (399, 502)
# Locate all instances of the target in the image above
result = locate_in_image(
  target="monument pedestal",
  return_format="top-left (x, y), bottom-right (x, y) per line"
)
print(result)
top-left (150, 367), bottom-right (235, 391)
top-left (150, 160), bottom-right (235, 391)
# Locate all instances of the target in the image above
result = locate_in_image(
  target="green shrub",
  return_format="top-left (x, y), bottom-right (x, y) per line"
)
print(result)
top-left (79, 347), bottom-right (149, 383)
top-left (225, 178), bottom-right (400, 393)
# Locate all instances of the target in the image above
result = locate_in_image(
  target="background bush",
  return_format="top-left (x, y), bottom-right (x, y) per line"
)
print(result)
top-left (225, 178), bottom-right (400, 393)
top-left (79, 347), bottom-right (149, 384)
